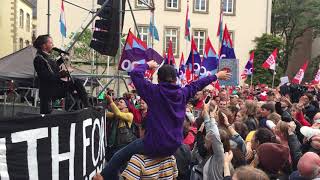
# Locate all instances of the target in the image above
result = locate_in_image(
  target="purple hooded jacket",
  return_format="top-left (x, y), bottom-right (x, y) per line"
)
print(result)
top-left (130, 64), bottom-right (218, 157)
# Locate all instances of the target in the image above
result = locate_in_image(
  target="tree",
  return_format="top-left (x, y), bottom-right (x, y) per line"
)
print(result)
top-left (271, 0), bottom-right (320, 71)
top-left (247, 34), bottom-right (284, 86)
top-left (69, 29), bottom-right (104, 63)
top-left (69, 29), bottom-right (126, 65)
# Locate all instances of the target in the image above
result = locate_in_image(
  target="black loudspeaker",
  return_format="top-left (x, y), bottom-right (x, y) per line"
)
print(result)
top-left (90, 0), bottom-right (126, 56)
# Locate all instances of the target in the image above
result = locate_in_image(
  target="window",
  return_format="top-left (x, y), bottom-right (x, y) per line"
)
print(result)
top-left (165, 0), bottom-right (179, 10)
top-left (223, 0), bottom-right (235, 15)
top-left (19, 9), bottom-right (24, 28)
top-left (136, 0), bottom-right (150, 8)
top-left (25, 40), bottom-right (30, 46)
top-left (164, 27), bottom-right (179, 56)
top-left (194, 0), bottom-right (208, 12)
top-left (26, 13), bottom-right (30, 32)
top-left (193, 30), bottom-right (206, 55)
top-left (137, 26), bottom-right (149, 45)
top-left (19, 38), bottom-right (23, 49)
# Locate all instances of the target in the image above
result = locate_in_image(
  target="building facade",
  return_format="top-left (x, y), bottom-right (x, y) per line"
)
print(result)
top-left (123, 0), bottom-right (272, 71)
top-left (37, 0), bottom-right (271, 77)
top-left (0, 0), bottom-right (33, 58)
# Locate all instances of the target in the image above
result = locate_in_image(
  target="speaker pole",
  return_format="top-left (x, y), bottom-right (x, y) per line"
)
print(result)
top-left (116, 0), bottom-right (123, 98)
top-left (47, 0), bottom-right (50, 34)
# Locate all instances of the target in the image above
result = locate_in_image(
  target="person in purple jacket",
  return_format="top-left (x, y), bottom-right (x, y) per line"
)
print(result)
top-left (98, 60), bottom-right (231, 180)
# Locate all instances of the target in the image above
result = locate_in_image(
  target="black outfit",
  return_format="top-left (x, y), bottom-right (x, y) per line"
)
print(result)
top-left (244, 116), bottom-right (258, 131)
top-left (174, 144), bottom-right (192, 180)
top-left (33, 50), bottom-right (89, 114)
top-left (303, 103), bottom-right (318, 123)
top-left (287, 134), bottom-right (302, 170)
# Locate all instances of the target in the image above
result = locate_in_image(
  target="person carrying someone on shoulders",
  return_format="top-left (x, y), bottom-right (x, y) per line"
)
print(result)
top-left (95, 60), bottom-right (231, 180)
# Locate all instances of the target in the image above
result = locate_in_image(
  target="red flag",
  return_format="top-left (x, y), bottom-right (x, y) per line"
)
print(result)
top-left (262, 48), bottom-right (278, 70)
top-left (219, 24), bottom-right (236, 59)
top-left (180, 52), bottom-right (185, 67)
top-left (292, 61), bottom-right (309, 84)
top-left (186, 68), bottom-right (192, 84)
top-left (214, 81), bottom-right (220, 91)
top-left (167, 40), bottom-right (176, 65)
top-left (312, 66), bottom-right (320, 84)
top-left (191, 37), bottom-right (197, 80)
top-left (223, 24), bottom-right (233, 48)
top-left (144, 69), bottom-right (155, 80)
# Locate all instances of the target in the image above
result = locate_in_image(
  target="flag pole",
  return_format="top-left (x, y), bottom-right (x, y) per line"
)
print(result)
top-left (151, 10), bottom-right (154, 48)
top-left (218, 0), bottom-right (223, 49)
top-left (250, 73), bottom-right (253, 88)
top-left (185, 0), bottom-right (189, 67)
top-left (272, 70), bottom-right (276, 89)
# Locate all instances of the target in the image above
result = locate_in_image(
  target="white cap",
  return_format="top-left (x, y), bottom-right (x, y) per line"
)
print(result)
top-left (266, 120), bottom-right (276, 129)
top-left (300, 126), bottom-right (320, 140)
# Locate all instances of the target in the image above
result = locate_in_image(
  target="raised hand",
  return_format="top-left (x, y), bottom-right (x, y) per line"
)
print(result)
top-left (105, 95), bottom-right (113, 104)
top-left (215, 70), bottom-right (232, 80)
top-left (224, 151), bottom-right (234, 164)
top-left (147, 60), bottom-right (159, 70)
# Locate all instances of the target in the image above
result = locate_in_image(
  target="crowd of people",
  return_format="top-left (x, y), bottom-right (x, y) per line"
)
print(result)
top-left (30, 35), bottom-right (320, 180)
top-left (93, 61), bottom-right (320, 180)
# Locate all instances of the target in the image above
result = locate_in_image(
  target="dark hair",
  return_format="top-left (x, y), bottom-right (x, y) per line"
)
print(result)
top-left (267, 91), bottom-right (275, 96)
top-left (195, 117), bottom-right (205, 134)
top-left (261, 103), bottom-right (275, 113)
top-left (304, 92), bottom-right (313, 101)
top-left (229, 105), bottom-right (239, 114)
top-left (219, 129), bottom-right (231, 152)
top-left (254, 128), bottom-right (277, 144)
top-left (233, 121), bottom-right (249, 139)
top-left (33, 35), bottom-right (51, 49)
top-left (157, 64), bottom-right (177, 83)
top-left (231, 148), bottom-right (246, 169)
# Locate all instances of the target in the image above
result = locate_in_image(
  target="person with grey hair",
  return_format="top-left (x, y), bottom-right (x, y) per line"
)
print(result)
top-left (297, 152), bottom-right (320, 179)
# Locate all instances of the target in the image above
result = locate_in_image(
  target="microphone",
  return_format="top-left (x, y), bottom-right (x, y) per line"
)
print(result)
top-left (52, 47), bottom-right (70, 55)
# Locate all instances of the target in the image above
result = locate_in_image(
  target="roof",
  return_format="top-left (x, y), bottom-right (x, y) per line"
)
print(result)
top-left (0, 46), bottom-right (94, 86)
top-left (26, 0), bottom-right (37, 18)
top-left (21, 0), bottom-right (33, 8)
top-left (0, 46), bottom-right (37, 82)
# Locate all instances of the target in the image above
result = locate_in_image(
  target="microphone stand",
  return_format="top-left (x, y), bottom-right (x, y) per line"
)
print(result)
top-left (57, 52), bottom-right (74, 84)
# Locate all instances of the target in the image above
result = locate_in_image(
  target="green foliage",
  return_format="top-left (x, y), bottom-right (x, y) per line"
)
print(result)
top-left (69, 29), bottom-right (94, 61)
top-left (246, 34), bottom-right (284, 86)
top-left (69, 29), bottom-right (127, 65)
top-left (271, 0), bottom-right (320, 70)
top-left (305, 56), bottom-right (320, 82)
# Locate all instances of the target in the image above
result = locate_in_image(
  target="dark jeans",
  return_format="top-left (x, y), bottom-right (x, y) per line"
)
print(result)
top-left (101, 138), bottom-right (145, 180)
top-left (39, 79), bottom-right (89, 114)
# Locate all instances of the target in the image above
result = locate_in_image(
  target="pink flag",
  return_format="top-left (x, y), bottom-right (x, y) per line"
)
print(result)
top-left (262, 48), bottom-right (278, 70)
top-left (312, 67), bottom-right (320, 84)
top-left (167, 40), bottom-right (176, 65)
top-left (292, 61), bottom-right (309, 84)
